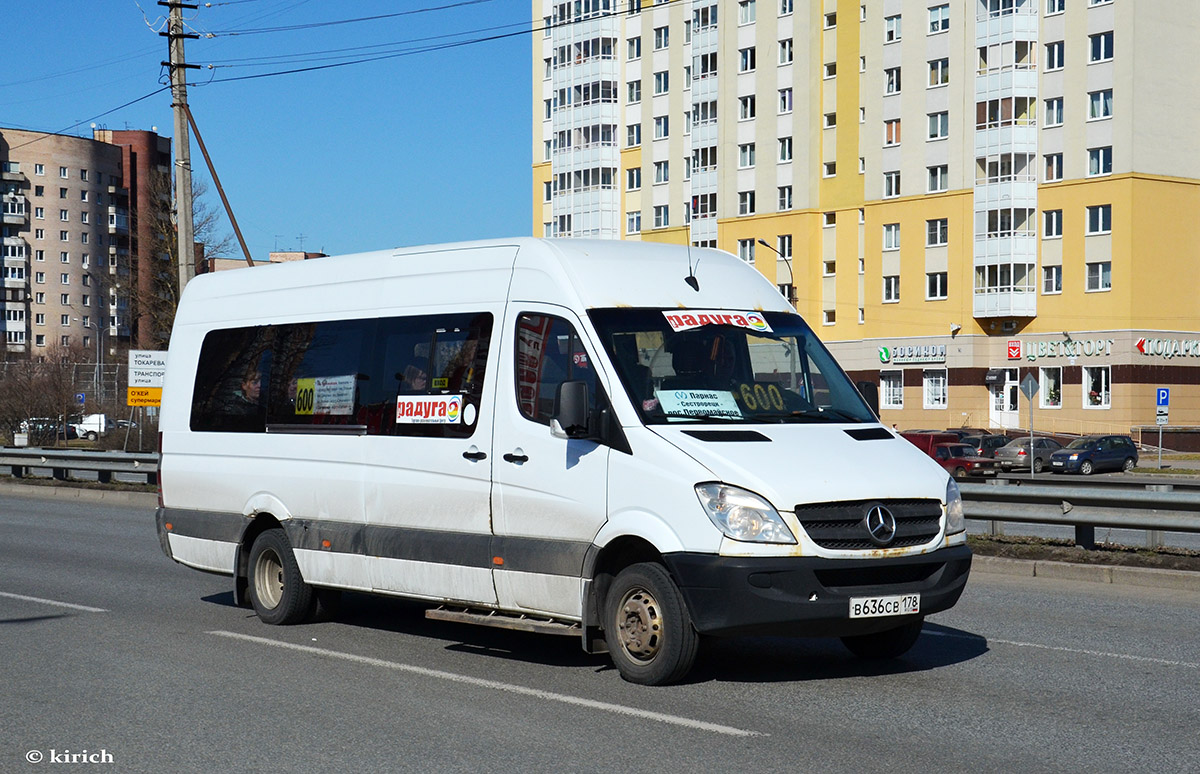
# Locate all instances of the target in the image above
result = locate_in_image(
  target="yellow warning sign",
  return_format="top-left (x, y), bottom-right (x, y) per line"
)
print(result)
top-left (127, 387), bottom-right (163, 407)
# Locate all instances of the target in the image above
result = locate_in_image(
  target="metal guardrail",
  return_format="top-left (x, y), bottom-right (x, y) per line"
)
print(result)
top-left (960, 478), bottom-right (1200, 549)
top-left (0, 448), bottom-right (158, 485)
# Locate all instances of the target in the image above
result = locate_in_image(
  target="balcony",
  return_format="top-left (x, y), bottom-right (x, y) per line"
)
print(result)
top-left (0, 166), bottom-right (26, 184)
top-left (973, 288), bottom-right (1037, 318)
top-left (2, 195), bottom-right (28, 225)
top-left (107, 207), bottom-right (130, 235)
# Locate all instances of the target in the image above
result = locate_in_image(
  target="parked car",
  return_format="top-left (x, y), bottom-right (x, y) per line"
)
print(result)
top-left (70, 413), bottom-right (114, 441)
top-left (962, 434), bottom-right (1009, 458)
top-left (932, 443), bottom-right (999, 479)
top-left (900, 432), bottom-right (961, 457)
top-left (993, 436), bottom-right (1063, 473)
top-left (1049, 435), bottom-right (1139, 475)
top-left (19, 417), bottom-right (78, 444)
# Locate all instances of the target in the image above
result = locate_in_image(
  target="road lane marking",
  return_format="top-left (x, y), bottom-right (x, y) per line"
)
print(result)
top-left (210, 630), bottom-right (764, 737)
top-left (0, 591), bottom-right (108, 613)
top-left (926, 630), bottom-right (1199, 669)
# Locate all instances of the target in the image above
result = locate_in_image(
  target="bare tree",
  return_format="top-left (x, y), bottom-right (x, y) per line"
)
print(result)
top-left (0, 342), bottom-right (91, 445)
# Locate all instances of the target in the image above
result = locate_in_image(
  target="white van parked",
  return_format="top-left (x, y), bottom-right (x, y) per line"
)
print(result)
top-left (156, 238), bottom-right (970, 684)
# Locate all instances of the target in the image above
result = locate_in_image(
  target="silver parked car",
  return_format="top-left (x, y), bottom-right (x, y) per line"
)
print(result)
top-left (993, 436), bottom-right (1063, 473)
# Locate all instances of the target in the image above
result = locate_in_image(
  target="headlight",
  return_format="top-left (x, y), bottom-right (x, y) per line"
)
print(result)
top-left (1069, 454), bottom-right (1079, 460)
top-left (945, 478), bottom-right (965, 535)
top-left (695, 483), bottom-right (796, 544)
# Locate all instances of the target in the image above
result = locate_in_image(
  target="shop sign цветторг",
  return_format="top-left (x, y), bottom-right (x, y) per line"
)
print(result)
top-left (1011, 338), bottom-right (1114, 362)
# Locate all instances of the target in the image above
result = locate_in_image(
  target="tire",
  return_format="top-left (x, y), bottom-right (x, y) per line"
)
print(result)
top-left (247, 528), bottom-right (315, 625)
top-left (1079, 460), bottom-right (1094, 476)
top-left (841, 617), bottom-right (924, 660)
top-left (86, 431), bottom-right (98, 442)
top-left (604, 563), bottom-right (699, 686)
top-left (1122, 457), bottom-right (1135, 473)
top-left (953, 467), bottom-right (967, 480)
top-left (1033, 457), bottom-right (1044, 473)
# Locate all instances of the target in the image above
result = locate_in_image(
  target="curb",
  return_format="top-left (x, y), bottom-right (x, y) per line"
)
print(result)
top-left (973, 554), bottom-right (1200, 592)
top-left (0, 481), bottom-right (157, 508)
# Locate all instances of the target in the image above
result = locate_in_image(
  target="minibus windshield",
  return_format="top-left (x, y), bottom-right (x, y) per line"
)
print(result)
top-left (588, 308), bottom-right (876, 425)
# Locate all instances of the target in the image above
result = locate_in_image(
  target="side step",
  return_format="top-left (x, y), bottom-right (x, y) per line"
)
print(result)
top-left (425, 605), bottom-right (582, 637)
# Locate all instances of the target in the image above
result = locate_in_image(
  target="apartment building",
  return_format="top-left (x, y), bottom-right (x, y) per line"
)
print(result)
top-left (532, 0), bottom-right (1200, 437)
top-left (0, 127), bottom-right (171, 359)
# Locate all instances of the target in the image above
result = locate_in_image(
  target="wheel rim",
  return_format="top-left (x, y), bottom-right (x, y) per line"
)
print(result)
top-left (1081, 461), bottom-right (1093, 475)
top-left (253, 548), bottom-right (284, 609)
top-left (1034, 458), bottom-right (1043, 473)
top-left (1123, 459), bottom-right (1134, 472)
top-left (615, 586), bottom-right (663, 664)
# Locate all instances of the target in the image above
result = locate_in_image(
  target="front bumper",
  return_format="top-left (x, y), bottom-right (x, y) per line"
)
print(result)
top-left (663, 544), bottom-right (971, 638)
top-left (1049, 457), bottom-right (1080, 472)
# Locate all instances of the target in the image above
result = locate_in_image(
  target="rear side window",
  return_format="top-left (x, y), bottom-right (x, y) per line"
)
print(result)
top-left (190, 312), bottom-right (493, 438)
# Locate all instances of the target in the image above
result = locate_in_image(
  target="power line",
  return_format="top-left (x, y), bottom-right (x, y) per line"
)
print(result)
top-left (4, 86), bottom-right (171, 152)
top-left (203, 0), bottom-right (494, 36)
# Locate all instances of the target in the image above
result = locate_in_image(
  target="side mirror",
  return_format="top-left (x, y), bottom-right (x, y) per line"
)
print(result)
top-left (856, 380), bottom-right (880, 419)
top-left (551, 380), bottom-right (590, 439)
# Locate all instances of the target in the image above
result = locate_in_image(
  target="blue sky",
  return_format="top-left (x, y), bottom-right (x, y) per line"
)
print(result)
top-left (3, 0), bottom-right (534, 259)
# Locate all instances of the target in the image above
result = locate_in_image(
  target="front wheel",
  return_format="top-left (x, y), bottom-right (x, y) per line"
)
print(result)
top-left (247, 528), bottom-right (315, 625)
top-left (841, 617), bottom-right (924, 660)
top-left (1122, 457), bottom-right (1135, 473)
top-left (953, 467), bottom-right (967, 480)
top-left (86, 431), bottom-right (98, 442)
top-left (604, 563), bottom-right (699, 686)
top-left (1079, 460), bottom-right (1095, 476)
top-left (1033, 457), bottom-right (1044, 473)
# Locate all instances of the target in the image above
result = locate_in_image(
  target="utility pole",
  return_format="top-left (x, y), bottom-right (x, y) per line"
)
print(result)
top-left (160, 1), bottom-right (199, 291)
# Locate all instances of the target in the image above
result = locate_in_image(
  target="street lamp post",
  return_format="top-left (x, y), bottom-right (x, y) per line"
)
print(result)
top-left (757, 239), bottom-right (797, 305)
top-left (73, 317), bottom-right (103, 404)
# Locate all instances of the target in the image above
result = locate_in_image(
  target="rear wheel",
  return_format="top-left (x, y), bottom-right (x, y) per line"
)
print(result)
top-left (1122, 457), bottom-right (1135, 473)
top-left (86, 431), bottom-right (98, 442)
top-left (841, 617), bottom-right (924, 660)
top-left (953, 467), bottom-right (967, 480)
top-left (1079, 460), bottom-right (1095, 476)
top-left (247, 528), bottom-right (315, 625)
top-left (604, 562), bottom-right (699, 686)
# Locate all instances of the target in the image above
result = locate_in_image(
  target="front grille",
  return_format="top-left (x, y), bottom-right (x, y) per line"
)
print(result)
top-left (794, 499), bottom-right (942, 550)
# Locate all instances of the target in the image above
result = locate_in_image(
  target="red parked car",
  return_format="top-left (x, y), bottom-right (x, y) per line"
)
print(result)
top-left (931, 443), bottom-right (999, 480)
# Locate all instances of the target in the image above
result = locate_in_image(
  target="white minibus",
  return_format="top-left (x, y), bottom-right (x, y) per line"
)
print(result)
top-left (156, 238), bottom-right (970, 685)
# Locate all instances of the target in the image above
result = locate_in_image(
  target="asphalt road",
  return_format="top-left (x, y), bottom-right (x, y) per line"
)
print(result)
top-left (2, 494), bottom-right (1198, 773)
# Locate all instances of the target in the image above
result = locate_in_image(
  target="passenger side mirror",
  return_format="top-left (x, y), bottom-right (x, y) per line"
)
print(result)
top-left (856, 380), bottom-right (880, 419)
top-left (551, 380), bottom-right (590, 439)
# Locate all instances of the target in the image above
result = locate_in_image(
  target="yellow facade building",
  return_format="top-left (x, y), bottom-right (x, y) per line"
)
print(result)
top-left (533, 0), bottom-right (1200, 441)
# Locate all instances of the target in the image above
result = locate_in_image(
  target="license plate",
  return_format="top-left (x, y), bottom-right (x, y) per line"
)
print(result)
top-left (849, 594), bottom-right (920, 619)
top-left (1052, 460), bottom-right (1063, 467)
top-left (1001, 460), bottom-right (1013, 467)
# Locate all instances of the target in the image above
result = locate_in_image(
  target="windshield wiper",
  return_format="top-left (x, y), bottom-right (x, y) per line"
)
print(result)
top-left (752, 408), bottom-right (865, 423)
top-left (662, 413), bottom-right (744, 423)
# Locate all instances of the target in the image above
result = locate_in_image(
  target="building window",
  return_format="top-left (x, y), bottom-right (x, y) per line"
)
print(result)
top-left (653, 71), bottom-right (669, 95)
top-left (60, 251), bottom-right (69, 263)
top-left (1043, 265), bottom-right (1062, 294)
top-left (778, 137), bottom-right (793, 162)
top-left (654, 26), bottom-right (669, 50)
top-left (778, 185), bottom-right (793, 210)
top-left (627, 37), bottom-right (641, 60)
top-left (653, 205), bottom-right (669, 229)
top-left (928, 111), bottom-right (949, 140)
top-left (738, 0), bottom-right (756, 25)
top-left (883, 171), bottom-right (900, 197)
top-left (823, 212), bottom-right (836, 227)
top-left (926, 272), bottom-right (948, 300)
top-left (1046, 41), bottom-right (1064, 70)
top-left (885, 67), bottom-right (902, 94)
top-left (823, 161), bottom-right (837, 177)
top-left (627, 124), bottom-right (641, 147)
top-left (1086, 261), bottom-right (1112, 292)
top-left (738, 191), bottom-right (756, 215)
top-left (779, 88), bottom-right (793, 114)
top-left (928, 58), bottom-right (949, 87)
top-left (1040, 367), bottom-right (1062, 408)
top-left (1045, 153), bottom-right (1063, 182)
top-left (739, 47), bottom-right (757, 72)
top-left (60, 273), bottom-right (70, 284)
top-left (823, 62), bottom-right (837, 78)
top-left (739, 143), bottom-right (756, 168)
top-left (627, 80), bottom-right (641, 104)
top-left (739, 95), bottom-right (756, 120)
top-left (923, 369), bottom-right (947, 409)
top-left (737, 238), bottom-right (756, 263)
top-left (1045, 97), bottom-right (1064, 127)
top-left (926, 218), bottom-right (949, 246)
top-left (927, 165), bottom-right (949, 193)
top-left (884, 14), bottom-right (901, 42)
top-left (1088, 146), bottom-right (1113, 176)
top-left (881, 371), bottom-right (903, 409)
top-left (59, 167), bottom-right (68, 179)
top-left (1089, 31), bottom-right (1114, 62)
top-left (779, 39), bottom-right (793, 64)
top-left (822, 310), bottom-right (836, 326)
top-left (1087, 204), bottom-right (1112, 234)
top-left (883, 223), bottom-right (900, 251)
top-left (777, 234), bottom-right (793, 261)
top-left (780, 0), bottom-right (793, 15)
top-left (626, 168), bottom-right (641, 191)
top-left (824, 11), bottom-right (837, 28)
top-left (884, 119), bottom-right (901, 146)
top-left (929, 4), bottom-right (949, 33)
top-left (626, 211), bottom-right (641, 234)
top-left (1083, 366), bottom-right (1110, 409)
top-left (1044, 209), bottom-right (1063, 238)
top-left (1047, 0), bottom-right (1065, 13)
top-left (824, 112), bottom-right (836, 128)
top-left (823, 260), bottom-right (836, 277)
top-left (883, 275), bottom-right (900, 303)
top-left (653, 161), bottom-right (669, 184)
top-left (1089, 89), bottom-right (1113, 120)
top-left (34, 163), bottom-right (45, 175)
top-left (653, 116), bottom-right (669, 139)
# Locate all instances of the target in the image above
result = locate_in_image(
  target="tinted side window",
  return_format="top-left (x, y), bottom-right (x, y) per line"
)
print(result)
top-left (267, 319), bottom-right (372, 429)
top-left (191, 326), bottom-right (274, 432)
top-left (516, 313), bottom-right (602, 426)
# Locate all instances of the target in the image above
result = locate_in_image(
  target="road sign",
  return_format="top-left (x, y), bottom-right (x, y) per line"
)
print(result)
top-left (128, 350), bottom-right (167, 407)
top-left (76, 392), bottom-right (86, 405)
top-left (1019, 373), bottom-right (1039, 400)
top-left (1157, 388), bottom-right (1170, 407)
